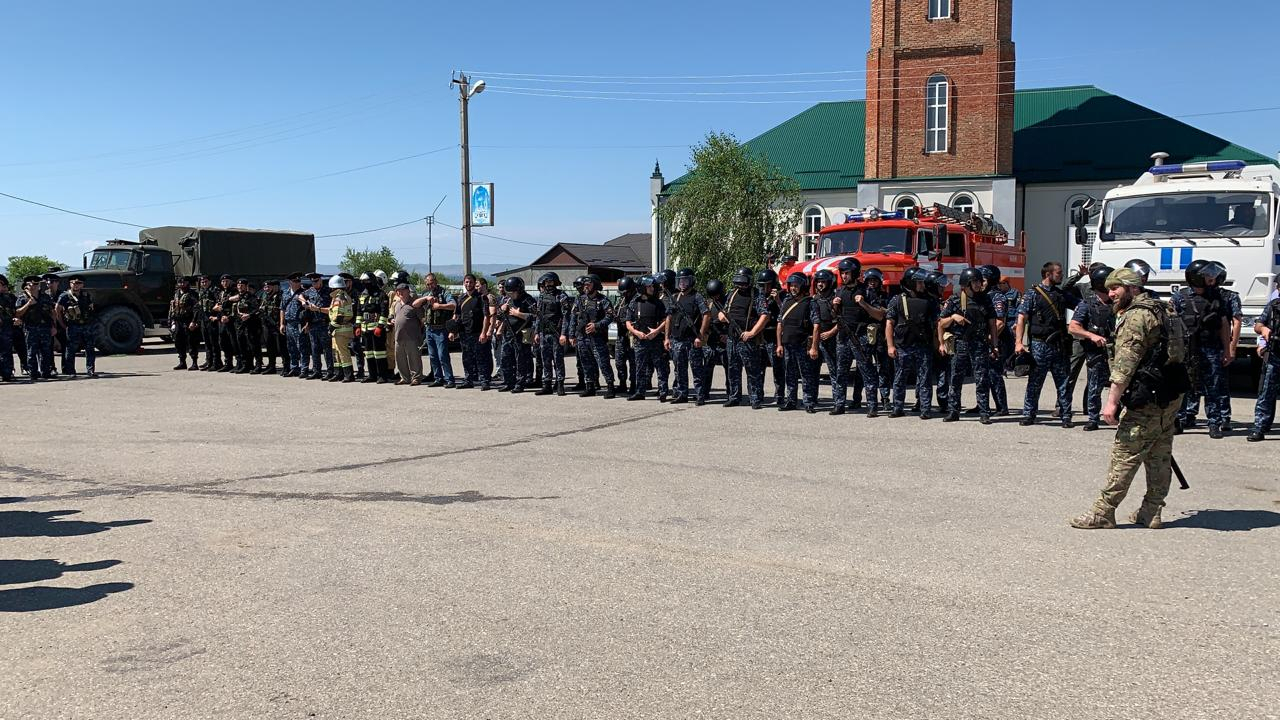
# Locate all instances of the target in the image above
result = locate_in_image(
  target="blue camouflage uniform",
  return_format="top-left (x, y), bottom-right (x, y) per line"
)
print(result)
top-left (1017, 281), bottom-right (1076, 421)
top-left (653, 291), bottom-right (675, 398)
top-left (987, 290), bottom-right (1011, 412)
top-left (1173, 286), bottom-right (1232, 429)
top-left (833, 283), bottom-right (885, 410)
top-left (56, 289), bottom-right (96, 375)
top-left (534, 289), bottom-right (571, 386)
top-left (613, 292), bottom-right (637, 393)
top-left (667, 290), bottom-right (708, 401)
top-left (282, 284), bottom-right (311, 374)
top-left (885, 291), bottom-right (938, 414)
top-left (1072, 291), bottom-right (1115, 424)
top-left (776, 292), bottom-right (820, 409)
top-left (500, 293), bottom-right (537, 389)
top-left (810, 288), bottom-right (843, 407)
top-left (571, 291), bottom-right (615, 390)
top-left (720, 286), bottom-right (770, 405)
top-left (0, 289), bottom-right (15, 380)
top-left (941, 290), bottom-right (997, 417)
top-left (302, 286), bottom-right (331, 376)
top-left (628, 293), bottom-right (669, 397)
top-left (18, 290), bottom-right (57, 379)
top-left (1251, 298), bottom-right (1280, 435)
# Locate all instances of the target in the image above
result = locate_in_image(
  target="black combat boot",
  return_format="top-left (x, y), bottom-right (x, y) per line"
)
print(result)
top-left (829, 404), bottom-right (845, 416)
top-left (535, 382), bottom-right (553, 396)
top-left (188, 358), bottom-right (199, 371)
top-left (511, 383), bottom-right (525, 393)
top-left (555, 381), bottom-right (565, 396)
top-left (1247, 430), bottom-right (1264, 442)
top-left (342, 367), bottom-right (354, 383)
top-left (724, 398), bottom-right (740, 408)
top-left (604, 383), bottom-right (616, 399)
top-left (979, 414), bottom-right (992, 425)
top-left (866, 405), bottom-right (878, 418)
top-left (328, 369), bottom-right (343, 382)
top-left (1019, 416), bottom-right (1034, 426)
top-left (1083, 421), bottom-right (1099, 431)
top-left (174, 360), bottom-right (187, 370)
top-left (944, 410), bottom-right (960, 422)
top-left (626, 390), bottom-right (645, 401)
top-left (1208, 423), bottom-right (1224, 439)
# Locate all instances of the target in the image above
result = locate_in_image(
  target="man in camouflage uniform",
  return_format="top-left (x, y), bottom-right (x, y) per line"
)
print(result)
top-left (56, 276), bottom-right (97, 377)
top-left (1015, 262), bottom-right (1077, 428)
top-left (571, 274), bottom-right (616, 398)
top-left (214, 274), bottom-right (239, 372)
top-left (533, 272), bottom-right (571, 396)
top-left (1070, 268), bottom-right (1184, 530)
top-left (16, 275), bottom-right (56, 380)
top-left (612, 277), bottom-right (638, 396)
top-left (196, 275), bottom-right (222, 371)
top-left (232, 278), bottom-right (261, 373)
top-left (885, 268), bottom-right (938, 419)
top-left (1067, 266), bottom-right (1116, 431)
top-left (1248, 293), bottom-right (1280, 442)
top-left (0, 274), bottom-right (15, 381)
top-left (170, 275), bottom-right (200, 370)
top-left (281, 273), bottom-right (310, 377)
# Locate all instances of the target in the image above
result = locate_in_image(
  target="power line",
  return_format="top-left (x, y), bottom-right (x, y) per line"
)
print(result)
top-left (433, 220), bottom-right (552, 247)
top-left (0, 191), bottom-right (146, 228)
top-left (316, 217), bottom-right (427, 239)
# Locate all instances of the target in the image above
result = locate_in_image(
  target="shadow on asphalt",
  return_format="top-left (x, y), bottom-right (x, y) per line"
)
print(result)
top-left (0, 509), bottom-right (151, 538)
top-left (0, 559), bottom-right (122, 586)
top-left (0, 583), bottom-right (134, 612)
top-left (1165, 509), bottom-right (1280, 532)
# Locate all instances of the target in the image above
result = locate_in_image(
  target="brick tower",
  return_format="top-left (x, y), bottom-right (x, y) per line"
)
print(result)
top-left (864, 0), bottom-right (1016, 180)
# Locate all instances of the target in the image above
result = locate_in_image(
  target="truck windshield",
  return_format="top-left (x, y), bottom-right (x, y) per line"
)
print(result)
top-left (89, 249), bottom-right (135, 270)
top-left (1101, 191), bottom-right (1270, 240)
top-left (820, 230), bottom-right (861, 256)
top-left (861, 227), bottom-right (913, 254)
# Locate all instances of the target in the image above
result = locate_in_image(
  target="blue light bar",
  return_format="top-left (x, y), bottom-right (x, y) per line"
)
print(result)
top-left (843, 208), bottom-right (907, 223)
top-left (1150, 160), bottom-right (1248, 176)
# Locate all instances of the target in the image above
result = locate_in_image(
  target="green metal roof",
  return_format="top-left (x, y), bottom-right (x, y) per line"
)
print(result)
top-left (665, 85), bottom-right (1275, 192)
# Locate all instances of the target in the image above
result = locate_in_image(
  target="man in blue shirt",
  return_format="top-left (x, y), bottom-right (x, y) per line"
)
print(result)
top-left (281, 273), bottom-right (311, 377)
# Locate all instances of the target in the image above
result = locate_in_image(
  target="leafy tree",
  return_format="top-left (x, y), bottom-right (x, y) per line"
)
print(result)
top-left (4, 255), bottom-right (64, 284)
top-left (339, 246), bottom-right (403, 277)
top-left (657, 132), bottom-right (802, 282)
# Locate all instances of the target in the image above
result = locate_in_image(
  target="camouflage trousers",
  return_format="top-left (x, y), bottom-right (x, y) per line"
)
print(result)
top-left (578, 334), bottom-right (613, 387)
top-left (614, 334), bottom-right (635, 391)
top-left (1093, 398), bottom-right (1181, 513)
top-left (633, 339), bottom-right (662, 395)
top-left (24, 325), bottom-right (55, 378)
top-left (835, 333), bottom-right (879, 407)
top-left (536, 332), bottom-right (565, 383)
top-left (1083, 355), bottom-right (1111, 424)
top-left (1252, 358), bottom-right (1280, 433)
top-left (947, 340), bottom-right (992, 415)
top-left (285, 323), bottom-right (310, 372)
top-left (670, 338), bottom-right (704, 399)
top-left (891, 345), bottom-right (932, 412)
top-left (725, 337), bottom-right (763, 404)
top-left (815, 335), bottom-right (841, 404)
top-left (63, 324), bottom-right (96, 374)
top-left (1022, 339), bottom-right (1071, 420)
top-left (780, 342), bottom-right (818, 407)
top-left (1179, 345), bottom-right (1229, 426)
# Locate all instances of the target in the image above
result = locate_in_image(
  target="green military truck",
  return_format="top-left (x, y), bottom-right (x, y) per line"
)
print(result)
top-left (58, 226), bottom-right (315, 354)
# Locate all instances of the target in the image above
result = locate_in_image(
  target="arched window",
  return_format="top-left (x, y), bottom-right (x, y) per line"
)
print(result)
top-left (928, 0), bottom-right (952, 20)
top-left (925, 74), bottom-right (949, 154)
top-left (951, 194), bottom-right (976, 214)
top-left (895, 195), bottom-right (920, 212)
top-left (801, 206), bottom-right (824, 260)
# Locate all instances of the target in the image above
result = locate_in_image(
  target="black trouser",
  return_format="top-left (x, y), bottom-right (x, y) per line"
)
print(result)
top-left (261, 322), bottom-right (284, 369)
top-left (201, 320), bottom-right (221, 367)
top-left (614, 333), bottom-right (635, 391)
top-left (1062, 340), bottom-right (1088, 415)
top-left (235, 320), bottom-right (260, 369)
top-left (764, 335), bottom-right (786, 402)
top-left (218, 319), bottom-right (238, 366)
top-left (174, 321), bottom-right (199, 363)
top-left (12, 329), bottom-right (27, 372)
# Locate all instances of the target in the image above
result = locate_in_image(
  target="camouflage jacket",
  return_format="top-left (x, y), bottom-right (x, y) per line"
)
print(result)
top-left (196, 287), bottom-right (219, 319)
top-left (1109, 292), bottom-right (1167, 387)
top-left (171, 288), bottom-right (199, 323)
top-left (259, 290), bottom-right (282, 325)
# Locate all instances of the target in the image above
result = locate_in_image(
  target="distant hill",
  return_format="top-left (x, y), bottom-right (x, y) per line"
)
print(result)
top-left (316, 263), bottom-right (514, 278)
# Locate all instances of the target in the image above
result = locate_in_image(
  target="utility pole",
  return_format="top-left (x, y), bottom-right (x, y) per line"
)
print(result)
top-left (426, 194), bottom-right (446, 276)
top-left (451, 72), bottom-right (485, 277)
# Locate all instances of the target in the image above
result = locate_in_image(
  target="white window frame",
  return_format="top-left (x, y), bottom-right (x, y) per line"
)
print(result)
top-left (894, 195), bottom-right (921, 212)
top-left (801, 206), bottom-right (824, 261)
top-left (926, 75), bottom-right (949, 154)
top-left (928, 0), bottom-right (952, 21)
top-left (950, 193), bottom-right (977, 214)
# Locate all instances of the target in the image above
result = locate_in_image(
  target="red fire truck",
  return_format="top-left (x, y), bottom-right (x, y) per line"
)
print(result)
top-left (776, 203), bottom-right (1026, 292)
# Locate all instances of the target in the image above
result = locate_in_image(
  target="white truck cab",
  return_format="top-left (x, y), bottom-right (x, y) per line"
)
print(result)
top-left (1077, 158), bottom-right (1280, 348)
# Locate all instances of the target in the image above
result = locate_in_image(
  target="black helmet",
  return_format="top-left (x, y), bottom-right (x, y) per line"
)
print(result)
top-left (639, 274), bottom-right (659, 293)
top-left (732, 267), bottom-right (753, 287)
top-left (659, 269), bottom-right (676, 292)
top-left (1185, 259), bottom-right (1224, 288)
top-left (584, 274), bottom-right (602, 291)
top-left (756, 268), bottom-right (778, 288)
top-left (1124, 259), bottom-right (1153, 283)
top-left (705, 278), bottom-right (725, 298)
top-left (786, 272), bottom-right (810, 291)
top-left (1089, 265), bottom-right (1115, 293)
top-left (1208, 260), bottom-right (1228, 285)
top-left (978, 264), bottom-right (1001, 285)
top-left (926, 271), bottom-right (950, 293)
top-left (837, 257), bottom-right (862, 277)
top-left (572, 275), bottom-right (587, 291)
top-left (676, 267), bottom-right (696, 292)
top-left (900, 267), bottom-right (922, 286)
top-left (1012, 350), bottom-right (1035, 377)
top-left (814, 269), bottom-right (836, 286)
top-left (502, 276), bottom-right (525, 293)
top-left (617, 276), bottom-right (636, 294)
top-left (863, 268), bottom-right (884, 286)
top-left (958, 267), bottom-right (983, 289)
top-left (537, 271), bottom-right (561, 289)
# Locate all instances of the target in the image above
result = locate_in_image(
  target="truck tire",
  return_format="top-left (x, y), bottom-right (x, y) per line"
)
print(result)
top-left (95, 306), bottom-right (144, 355)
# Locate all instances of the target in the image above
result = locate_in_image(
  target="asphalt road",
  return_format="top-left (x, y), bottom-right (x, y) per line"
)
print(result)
top-left (2, 349), bottom-right (1278, 719)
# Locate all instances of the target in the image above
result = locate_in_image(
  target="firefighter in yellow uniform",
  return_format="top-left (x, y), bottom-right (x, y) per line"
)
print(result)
top-left (327, 275), bottom-right (356, 383)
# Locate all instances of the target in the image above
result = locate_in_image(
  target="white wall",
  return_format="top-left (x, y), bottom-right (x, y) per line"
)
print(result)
top-left (1020, 180), bottom-right (1124, 275)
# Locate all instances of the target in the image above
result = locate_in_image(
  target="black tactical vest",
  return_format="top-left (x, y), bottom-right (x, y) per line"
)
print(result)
top-left (813, 291), bottom-right (836, 332)
top-left (893, 294), bottom-right (932, 347)
top-left (670, 292), bottom-right (702, 340)
top-left (1028, 284), bottom-right (1066, 339)
top-left (778, 296), bottom-right (812, 346)
top-left (456, 292), bottom-right (484, 333)
top-left (536, 292), bottom-right (565, 334)
top-left (1178, 289), bottom-right (1223, 345)
top-left (726, 288), bottom-right (756, 332)
top-left (631, 296), bottom-right (664, 334)
top-left (576, 294), bottom-right (608, 335)
top-left (958, 292), bottom-right (992, 341)
top-left (1080, 294), bottom-right (1115, 347)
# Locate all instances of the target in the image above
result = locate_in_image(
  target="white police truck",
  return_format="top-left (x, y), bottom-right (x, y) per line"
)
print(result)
top-left (1075, 158), bottom-right (1280, 350)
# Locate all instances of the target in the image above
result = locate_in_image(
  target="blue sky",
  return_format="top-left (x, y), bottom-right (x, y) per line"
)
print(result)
top-left (2, 0), bottom-right (1277, 271)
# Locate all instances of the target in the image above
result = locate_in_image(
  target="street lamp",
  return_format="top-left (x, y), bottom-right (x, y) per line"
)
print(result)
top-left (452, 72), bottom-right (485, 277)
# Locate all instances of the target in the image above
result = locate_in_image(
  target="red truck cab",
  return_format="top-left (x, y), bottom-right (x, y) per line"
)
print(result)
top-left (776, 203), bottom-right (1026, 293)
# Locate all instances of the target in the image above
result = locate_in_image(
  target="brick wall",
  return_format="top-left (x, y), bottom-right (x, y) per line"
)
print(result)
top-left (865, 0), bottom-right (1015, 180)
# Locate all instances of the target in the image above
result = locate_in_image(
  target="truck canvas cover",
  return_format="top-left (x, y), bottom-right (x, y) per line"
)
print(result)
top-left (139, 226), bottom-right (315, 279)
